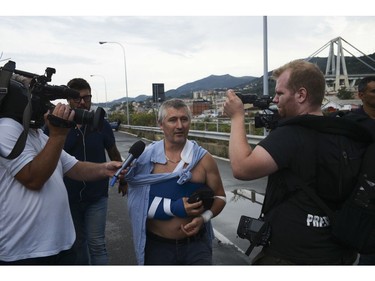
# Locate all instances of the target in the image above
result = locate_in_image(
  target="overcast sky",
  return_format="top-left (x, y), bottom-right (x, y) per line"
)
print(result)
top-left (1, 3), bottom-right (372, 281)
top-left (1, 1), bottom-right (375, 104)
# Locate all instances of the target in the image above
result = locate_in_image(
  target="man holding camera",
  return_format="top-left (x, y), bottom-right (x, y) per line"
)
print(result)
top-left (0, 86), bottom-right (124, 264)
top-left (125, 98), bottom-right (226, 265)
top-left (224, 59), bottom-right (363, 265)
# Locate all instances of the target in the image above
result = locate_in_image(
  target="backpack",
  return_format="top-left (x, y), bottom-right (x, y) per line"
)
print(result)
top-left (279, 113), bottom-right (375, 254)
top-left (0, 61), bottom-right (14, 107)
top-left (0, 61), bottom-right (31, 159)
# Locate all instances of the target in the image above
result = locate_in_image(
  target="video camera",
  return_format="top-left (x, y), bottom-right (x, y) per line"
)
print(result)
top-left (237, 215), bottom-right (271, 256)
top-left (0, 60), bottom-right (105, 129)
top-left (236, 93), bottom-right (279, 130)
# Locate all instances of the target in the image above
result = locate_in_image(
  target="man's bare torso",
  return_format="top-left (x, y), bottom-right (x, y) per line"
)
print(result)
top-left (146, 156), bottom-right (207, 239)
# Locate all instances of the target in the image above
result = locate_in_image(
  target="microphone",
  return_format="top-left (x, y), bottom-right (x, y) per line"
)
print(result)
top-left (110, 140), bottom-right (146, 187)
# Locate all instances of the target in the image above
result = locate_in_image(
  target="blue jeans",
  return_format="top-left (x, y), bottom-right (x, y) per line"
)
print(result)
top-left (69, 197), bottom-right (109, 265)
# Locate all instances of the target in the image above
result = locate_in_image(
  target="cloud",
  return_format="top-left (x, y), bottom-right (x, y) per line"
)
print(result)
top-left (1, 15), bottom-right (375, 103)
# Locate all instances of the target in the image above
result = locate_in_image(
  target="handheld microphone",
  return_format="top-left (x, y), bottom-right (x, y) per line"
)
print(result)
top-left (110, 140), bottom-right (146, 187)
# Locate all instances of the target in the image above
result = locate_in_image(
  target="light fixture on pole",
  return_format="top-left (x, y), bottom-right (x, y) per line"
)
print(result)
top-left (90, 74), bottom-right (108, 110)
top-left (99, 41), bottom-right (130, 125)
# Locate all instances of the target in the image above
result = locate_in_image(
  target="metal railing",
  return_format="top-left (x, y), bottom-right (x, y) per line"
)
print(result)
top-left (122, 125), bottom-right (265, 145)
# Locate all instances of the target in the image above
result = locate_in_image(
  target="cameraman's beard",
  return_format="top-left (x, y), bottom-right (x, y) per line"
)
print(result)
top-left (77, 104), bottom-right (90, 111)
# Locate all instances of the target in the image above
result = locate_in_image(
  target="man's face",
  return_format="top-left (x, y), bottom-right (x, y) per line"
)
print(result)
top-left (68, 88), bottom-right (92, 110)
top-left (359, 81), bottom-right (375, 109)
top-left (273, 70), bottom-right (299, 118)
top-left (160, 107), bottom-right (190, 145)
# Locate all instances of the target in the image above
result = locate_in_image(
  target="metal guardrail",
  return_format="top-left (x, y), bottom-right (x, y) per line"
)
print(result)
top-left (123, 125), bottom-right (265, 145)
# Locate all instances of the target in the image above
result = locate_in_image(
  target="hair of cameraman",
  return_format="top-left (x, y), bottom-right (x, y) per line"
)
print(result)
top-left (271, 59), bottom-right (326, 107)
top-left (67, 78), bottom-right (91, 92)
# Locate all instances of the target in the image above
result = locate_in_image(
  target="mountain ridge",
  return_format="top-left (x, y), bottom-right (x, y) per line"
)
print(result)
top-left (165, 74), bottom-right (256, 99)
top-left (96, 74), bottom-right (256, 106)
top-left (95, 52), bottom-right (375, 107)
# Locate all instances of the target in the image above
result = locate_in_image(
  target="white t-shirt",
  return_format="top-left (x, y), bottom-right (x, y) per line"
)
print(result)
top-left (0, 118), bottom-right (78, 262)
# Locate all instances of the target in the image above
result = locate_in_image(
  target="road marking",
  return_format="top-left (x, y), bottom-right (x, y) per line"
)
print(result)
top-left (213, 228), bottom-right (245, 254)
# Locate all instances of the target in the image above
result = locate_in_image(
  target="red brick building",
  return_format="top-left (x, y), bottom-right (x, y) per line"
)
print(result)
top-left (191, 100), bottom-right (211, 116)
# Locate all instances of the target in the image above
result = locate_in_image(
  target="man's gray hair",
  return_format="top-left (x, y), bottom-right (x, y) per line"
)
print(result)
top-left (157, 99), bottom-right (192, 125)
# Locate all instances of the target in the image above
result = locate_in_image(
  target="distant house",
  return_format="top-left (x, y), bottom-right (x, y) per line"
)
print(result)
top-left (321, 96), bottom-right (362, 112)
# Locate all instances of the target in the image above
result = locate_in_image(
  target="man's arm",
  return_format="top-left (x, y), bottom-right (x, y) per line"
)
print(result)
top-left (202, 153), bottom-right (226, 218)
top-left (224, 90), bottom-right (278, 180)
top-left (107, 144), bottom-right (128, 196)
top-left (181, 152), bottom-right (226, 236)
top-left (107, 144), bottom-right (122, 161)
top-left (65, 160), bottom-right (123, 182)
top-left (15, 104), bottom-right (74, 190)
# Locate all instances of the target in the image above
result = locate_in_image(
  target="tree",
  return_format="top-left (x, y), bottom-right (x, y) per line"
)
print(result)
top-left (131, 112), bottom-right (157, 126)
top-left (337, 87), bottom-right (354, 100)
top-left (108, 111), bottom-right (126, 123)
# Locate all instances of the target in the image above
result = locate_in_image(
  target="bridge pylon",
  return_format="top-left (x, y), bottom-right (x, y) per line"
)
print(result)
top-left (306, 36), bottom-right (375, 93)
top-left (326, 37), bottom-right (350, 91)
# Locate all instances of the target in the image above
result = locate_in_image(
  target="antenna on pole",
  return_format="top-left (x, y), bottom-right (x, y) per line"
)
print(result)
top-left (263, 16), bottom-right (270, 137)
top-left (263, 16), bottom-right (268, 97)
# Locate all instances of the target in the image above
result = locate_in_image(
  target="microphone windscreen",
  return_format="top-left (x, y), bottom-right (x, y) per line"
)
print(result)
top-left (129, 140), bottom-right (146, 158)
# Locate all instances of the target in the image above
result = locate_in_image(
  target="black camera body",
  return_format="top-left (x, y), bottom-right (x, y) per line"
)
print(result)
top-left (254, 109), bottom-right (280, 130)
top-left (235, 93), bottom-right (279, 130)
top-left (0, 60), bottom-right (105, 130)
top-left (237, 215), bottom-right (271, 248)
top-left (235, 93), bottom-right (272, 110)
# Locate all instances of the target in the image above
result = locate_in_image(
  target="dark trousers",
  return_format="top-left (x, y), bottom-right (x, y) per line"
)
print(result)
top-left (252, 248), bottom-right (357, 265)
top-left (358, 253), bottom-right (375, 265)
top-left (145, 231), bottom-right (212, 265)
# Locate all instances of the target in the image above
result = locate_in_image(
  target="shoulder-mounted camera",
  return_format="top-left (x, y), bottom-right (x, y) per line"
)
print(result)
top-left (0, 60), bottom-right (105, 159)
top-left (0, 60), bottom-right (105, 129)
top-left (235, 93), bottom-right (280, 130)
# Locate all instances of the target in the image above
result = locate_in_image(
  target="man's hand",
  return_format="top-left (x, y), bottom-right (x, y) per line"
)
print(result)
top-left (224, 89), bottom-right (245, 119)
top-left (44, 103), bottom-right (75, 137)
top-left (180, 216), bottom-right (204, 237)
top-left (104, 161), bottom-right (124, 178)
top-left (118, 181), bottom-right (128, 196)
top-left (183, 197), bottom-right (204, 217)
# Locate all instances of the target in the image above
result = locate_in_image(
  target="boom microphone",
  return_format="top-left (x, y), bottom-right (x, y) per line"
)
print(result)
top-left (110, 140), bottom-right (146, 187)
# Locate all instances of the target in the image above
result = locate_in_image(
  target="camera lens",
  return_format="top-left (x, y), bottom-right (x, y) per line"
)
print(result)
top-left (74, 107), bottom-right (105, 130)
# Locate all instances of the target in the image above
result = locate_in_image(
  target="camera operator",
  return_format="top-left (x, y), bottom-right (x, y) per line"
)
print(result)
top-left (0, 101), bottom-right (124, 264)
top-left (224, 59), bottom-right (361, 265)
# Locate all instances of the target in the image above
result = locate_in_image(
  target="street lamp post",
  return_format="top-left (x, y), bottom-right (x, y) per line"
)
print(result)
top-left (99, 41), bottom-right (130, 125)
top-left (90, 74), bottom-right (108, 110)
